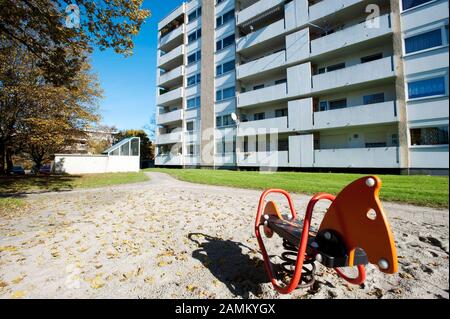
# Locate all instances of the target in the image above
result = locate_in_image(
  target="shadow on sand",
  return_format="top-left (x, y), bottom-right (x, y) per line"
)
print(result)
top-left (188, 233), bottom-right (270, 298)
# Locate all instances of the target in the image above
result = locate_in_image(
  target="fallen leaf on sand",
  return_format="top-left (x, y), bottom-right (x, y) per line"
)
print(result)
top-left (186, 285), bottom-right (197, 292)
top-left (11, 291), bottom-right (26, 299)
top-left (89, 276), bottom-right (105, 289)
top-left (0, 280), bottom-right (8, 289)
top-left (144, 276), bottom-right (154, 284)
top-left (12, 276), bottom-right (25, 284)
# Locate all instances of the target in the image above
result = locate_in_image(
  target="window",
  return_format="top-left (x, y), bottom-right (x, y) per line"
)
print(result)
top-left (319, 101), bottom-right (328, 111)
top-left (216, 60), bottom-right (235, 76)
top-left (329, 99), bottom-right (347, 110)
top-left (408, 77), bottom-right (446, 99)
top-left (187, 144), bottom-right (195, 156)
top-left (244, 136), bottom-right (249, 153)
top-left (216, 86), bottom-right (235, 101)
top-left (188, 7), bottom-right (201, 23)
top-left (186, 121), bottom-right (194, 132)
top-left (216, 9), bottom-right (235, 27)
top-left (187, 96), bottom-right (201, 109)
top-left (327, 63), bottom-right (346, 72)
top-left (254, 112), bottom-right (265, 121)
top-left (402, 0), bottom-right (433, 11)
top-left (405, 29), bottom-right (443, 54)
top-left (275, 79), bottom-right (287, 85)
top-left (365, 142), bottom-right (387, 148)
top-left (361, 53), bottom-right (383, 63)
top-left (187, 73), bottom-right (201, 86)
top-left (188, 28), bottom-right (201, 44)
top-left (364, 93), bottom-right (385, 105)
top-left (278, 139), bottom-right (289, 152)
top-left (253, 84), bottom-right (264, 90)
top-left (216, 114), bottom-right (233, 128)
top-left (410, 126), bottom-right (449, 145)
top-left (318, 67), bottom-right (326, 74)
top-left (217, 0), bottom-right (226, 4)
top-left (187, 50), bottom-right (201, 64)
top-left (216, 34), bottom-right (235, 51)
top-left (265, 134), bottom-right (271, 152)
top-left (275, 108), bottom-right (288, 117)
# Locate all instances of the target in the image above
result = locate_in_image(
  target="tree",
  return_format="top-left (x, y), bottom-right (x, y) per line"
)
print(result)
top-left (0, 40), bottom-right (101, 174)
top-left (0, 0), bottom-right (150, 85)
top-left (114, 130), bottom-right (154, 160)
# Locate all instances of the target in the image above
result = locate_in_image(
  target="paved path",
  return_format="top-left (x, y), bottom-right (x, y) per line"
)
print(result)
top-left (0, 172), bottom-right (448, 299)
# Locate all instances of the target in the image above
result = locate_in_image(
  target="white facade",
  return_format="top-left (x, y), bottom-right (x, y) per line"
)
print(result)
top-left (155, 0), bottom-right (449, 173)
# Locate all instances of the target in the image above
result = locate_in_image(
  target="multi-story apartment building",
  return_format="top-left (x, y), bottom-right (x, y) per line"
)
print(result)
top-left (155, 0), bottom-right (449, 174)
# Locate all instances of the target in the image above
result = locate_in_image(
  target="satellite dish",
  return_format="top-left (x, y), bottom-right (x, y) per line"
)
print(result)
top-left (231, 113), bottom-right (238, 122)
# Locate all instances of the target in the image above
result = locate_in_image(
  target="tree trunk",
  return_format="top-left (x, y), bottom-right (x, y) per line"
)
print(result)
top-left (0, 141), bottom-right (5, 175)
top-left (6, 147), bottom-right (13, 175)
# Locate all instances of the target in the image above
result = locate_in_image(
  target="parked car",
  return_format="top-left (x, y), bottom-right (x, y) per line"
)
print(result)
top-left (11, 165), bottom-right (25, 175)
top-left (39, 164), bottom-right (52, 174)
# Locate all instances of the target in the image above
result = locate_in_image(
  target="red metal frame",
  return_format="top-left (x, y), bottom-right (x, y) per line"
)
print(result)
top-left (255, 189), bottom-right (366, 294)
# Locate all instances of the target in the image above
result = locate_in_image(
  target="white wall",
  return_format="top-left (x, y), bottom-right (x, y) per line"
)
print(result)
top-left (54, 155), bottom-right (140, 175)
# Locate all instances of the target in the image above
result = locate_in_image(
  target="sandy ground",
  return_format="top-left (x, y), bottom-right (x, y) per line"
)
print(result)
top-left (0, 172), bottom-right (448, 299)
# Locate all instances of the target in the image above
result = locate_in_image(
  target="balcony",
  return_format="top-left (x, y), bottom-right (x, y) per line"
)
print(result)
top-left (237, 116), bottom-right (288, 136)
top-left (156, 131), bottom-right (182, 145)
top-left (157, 109), bottom-right (183, 125)
top-left (236, 0), bottom-right (285, 26)
top-left (158, 87), bottom-right (183, 107)
top-left (158, 66), bottom-right (184, 87)
top-left (313, 101), bottom-right (398, 130)
top-left (237, 50), bottom-right (286, 80)
top-left (311, 57), bottom-right (395, 94)
top-left (237, 83), bottom-right (288, 108)
top-left (313, 147), bottom-right (399, 168)
top-left (159, 25), bottom-right (185, 51)
top-left (310, 14), bottom-right (392, 58)
top-left (309, 0), bottom-right (364, 23)
top-left (184, 156), bottom-right (200, 166)
top-left (236, 19), bottom-right (286, 52)
top-left (215, 154), bottom-right (236, 166)
top-left (155, 154), bottom-right (183, 166)
top-left (237, 151), bottom-right (289, 167)
top-left (158, 45), bottom-right (184, 70)
top-left (158, 4), bottom-right (185, 31)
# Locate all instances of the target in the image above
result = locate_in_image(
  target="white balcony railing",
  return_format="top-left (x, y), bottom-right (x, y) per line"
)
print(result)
top-left (309, 0), bottom-right (364, 23)
top-left (158, 87), bottom-right (184, 106)
top-left (238, 116), bottom-right (288, 136)
top-left (237, 83), bottom-right (288, 108)
top-left (237, 50), bottom-right (286, 80)
top-left (159, 25), bottom-right (185, 50)
top-left (158, 45), bottom-right (184, 69)
top-left (312, 56), bottom-right (395, 93)
top-left (158, 66), bottom-right (184, 87)
top-left (155, 154), bottom-right (183, 166)
top-left (313, 101), bottom-right (398, 130)
top-left (157, 109), bottom-right (183, 125)
top-left (237, 151), bottom-right (289, 167)
top-left (158, 3), bottom-right (185, 31)
top-left (311, 14), bottom-right (392, 58)
top-left (314, 147), bottom-right (399, 168)
top-left (236, 19), bottom-right (286, 52)
top-left (156, 131), bottom-right (182, 145)
top-left (184, 156), bottom-right (200, 166)
top-left (236, 0), bottom-right (285, 26)
top-left (215, 153), bottom-right (236, 166)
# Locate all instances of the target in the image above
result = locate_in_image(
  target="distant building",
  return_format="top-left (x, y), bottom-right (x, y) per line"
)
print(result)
top-left (155, 0), bottom-right (449, 174)
top-left (69, 126), bottom-right (118, 154)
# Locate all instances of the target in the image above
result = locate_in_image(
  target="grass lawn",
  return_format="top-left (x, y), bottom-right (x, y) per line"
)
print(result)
top-left (0, 172), bottom-right (149, 212)
top-left (146, 168), bottom-right (448, 208)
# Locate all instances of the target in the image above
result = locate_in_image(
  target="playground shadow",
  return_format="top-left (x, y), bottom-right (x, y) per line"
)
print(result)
top-left (188, 233), bottom-right (269, 298)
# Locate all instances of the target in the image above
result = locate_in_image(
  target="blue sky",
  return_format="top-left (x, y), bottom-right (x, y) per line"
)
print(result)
top-left (91, 0), bottom-right (184, 138)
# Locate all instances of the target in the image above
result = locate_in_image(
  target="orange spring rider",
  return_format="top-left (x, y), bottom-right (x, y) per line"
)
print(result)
top-left (255, 176), bottom-right (398, 294)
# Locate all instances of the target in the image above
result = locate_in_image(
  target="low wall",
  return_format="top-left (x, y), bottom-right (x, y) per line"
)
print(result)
top-left (54, 154), bottom-right (140, 174)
